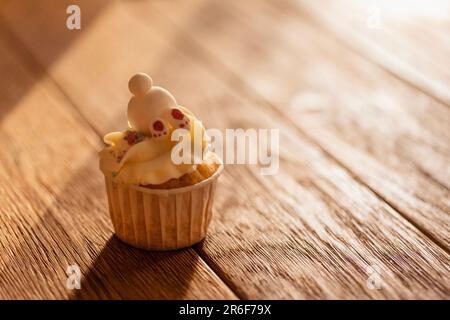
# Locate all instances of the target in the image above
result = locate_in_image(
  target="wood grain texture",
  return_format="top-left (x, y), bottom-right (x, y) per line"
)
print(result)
top-left (145, 0), bottom-right (450, 248)
top-left (292, 0), bottom-right (450, 107)
top-left (0, 0), bottom-right (449, 299)
top-left (0, 22), bottom-right (236, 299)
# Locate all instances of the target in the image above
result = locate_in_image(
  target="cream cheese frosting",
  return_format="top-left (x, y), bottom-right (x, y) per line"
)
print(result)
top-left (99, 74), bottom-right (210, 185)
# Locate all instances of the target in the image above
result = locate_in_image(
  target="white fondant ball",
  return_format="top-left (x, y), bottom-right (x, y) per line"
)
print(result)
top-left (128, 73), bottom-right (153, 97)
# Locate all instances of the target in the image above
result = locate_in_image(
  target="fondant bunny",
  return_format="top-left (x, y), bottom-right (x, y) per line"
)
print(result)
top-left (127, 73), bottom-right (191, 139)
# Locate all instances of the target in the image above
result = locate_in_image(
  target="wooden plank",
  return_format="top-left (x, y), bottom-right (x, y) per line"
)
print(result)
top-left (3, 0), bottom-right (449, 298)
top-left (143, 0), bottom-right (450, 248)
top-left (0, 23), bottom-right (236, 299)
top-left (289, 0), bottom-right (450, 106)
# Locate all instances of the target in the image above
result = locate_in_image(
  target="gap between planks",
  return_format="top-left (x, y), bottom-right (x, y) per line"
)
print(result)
top-left (289, 0), bottom-right (450, 108)
top-left (0, 17), bottom-right (240, 300)
top-left (144, 0), bottom-right (450, 255)
top-left (2, 0), bottom-right (448, 298)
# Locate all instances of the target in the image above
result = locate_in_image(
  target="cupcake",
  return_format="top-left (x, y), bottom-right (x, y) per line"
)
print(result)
top-left (99, 73), bottom-right (223, 250)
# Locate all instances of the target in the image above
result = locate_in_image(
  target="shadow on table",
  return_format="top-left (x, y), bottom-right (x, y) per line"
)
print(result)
top-left (0, 0), bottom-right (110, 122)
top-left (0, 152), bottom-right (205, 299)
top-left (71, 235), bottom-right (201, 300)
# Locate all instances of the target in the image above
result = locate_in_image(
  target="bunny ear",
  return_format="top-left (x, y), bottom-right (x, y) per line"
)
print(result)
top-left (128, 73), bottom-right (153, 97)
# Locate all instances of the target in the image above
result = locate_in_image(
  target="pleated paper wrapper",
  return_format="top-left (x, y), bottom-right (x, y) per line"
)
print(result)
top-left (104, 166), bottom-right (223, 250)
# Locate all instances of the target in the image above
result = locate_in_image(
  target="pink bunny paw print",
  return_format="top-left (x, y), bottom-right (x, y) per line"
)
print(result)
top-left (149, 118), bottom-right (169, 139)
top-left (170, 108), bottom-right (191, 130)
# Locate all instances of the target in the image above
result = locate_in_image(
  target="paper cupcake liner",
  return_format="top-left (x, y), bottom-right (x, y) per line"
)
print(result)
top-left (104, 165), bottom-right (223, 250)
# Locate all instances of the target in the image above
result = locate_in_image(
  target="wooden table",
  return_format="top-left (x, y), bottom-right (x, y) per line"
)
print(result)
top-left (0, 0), bottom-right (449, 299)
